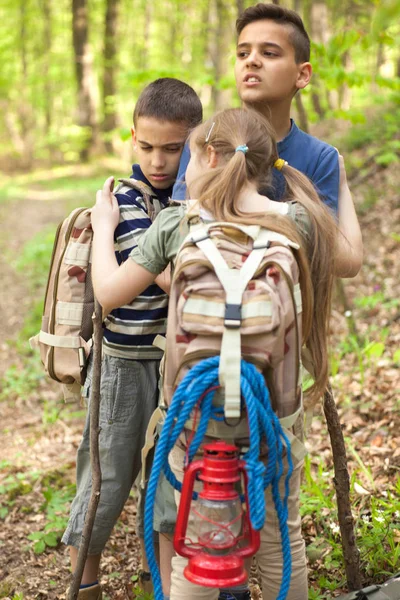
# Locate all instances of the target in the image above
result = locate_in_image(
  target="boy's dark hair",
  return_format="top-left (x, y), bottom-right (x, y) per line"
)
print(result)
top-left (236, 3), bottom-right (310, 63)
top-left (133, 78), bottom-right (203, 129)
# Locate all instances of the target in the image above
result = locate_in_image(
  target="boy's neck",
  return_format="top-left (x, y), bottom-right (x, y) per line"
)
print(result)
top-left (244, 100), bottom-right (292, 142)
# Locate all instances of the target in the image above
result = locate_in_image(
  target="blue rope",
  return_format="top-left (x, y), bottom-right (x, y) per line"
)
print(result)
top-left (143, 356), bottom-right (293, 600)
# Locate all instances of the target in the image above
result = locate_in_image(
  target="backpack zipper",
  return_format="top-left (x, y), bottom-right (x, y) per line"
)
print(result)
top-left (48, 208), bottom-right (88, 382)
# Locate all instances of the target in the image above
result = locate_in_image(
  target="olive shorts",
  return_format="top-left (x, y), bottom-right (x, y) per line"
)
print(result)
top-left (62, 354), bottom-right (163, 554)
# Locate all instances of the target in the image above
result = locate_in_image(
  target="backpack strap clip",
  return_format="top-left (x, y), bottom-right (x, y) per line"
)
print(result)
top-left (190, 230), bottom-right (210, 244)
top-left (224, 304), bottom-right (242, 329)
top-left (253, 239), bottom-right (271, 250)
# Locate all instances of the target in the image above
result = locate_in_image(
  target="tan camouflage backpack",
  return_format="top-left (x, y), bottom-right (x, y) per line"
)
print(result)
top-left (30, 178), bottom-right (155, 401)
top-left (162, 203), bottom-right (306, 456)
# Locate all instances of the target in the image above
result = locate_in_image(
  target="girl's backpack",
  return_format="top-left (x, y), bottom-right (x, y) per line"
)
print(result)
top-left (30, 178), bottom-right (155, 401)
top-left (162, 203), bottom-right (307, 454)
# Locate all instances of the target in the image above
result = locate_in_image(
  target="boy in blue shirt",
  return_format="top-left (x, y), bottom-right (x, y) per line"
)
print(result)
top-left (174, 3), bottom-right (363, 279)
top-left (62, 78), bottom-right (202, 600)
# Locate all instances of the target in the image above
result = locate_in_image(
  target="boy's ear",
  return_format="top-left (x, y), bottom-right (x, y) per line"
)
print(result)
top-left (207, 145), bottom-right (219, 168)
top-left (131, 127), bottom-right (137, 149)
top-left (296, 62), bottom-right (312, 91)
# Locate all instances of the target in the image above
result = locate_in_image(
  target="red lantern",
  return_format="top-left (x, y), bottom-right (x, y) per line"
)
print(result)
top-left (174, 441), bottom-right (260, 588)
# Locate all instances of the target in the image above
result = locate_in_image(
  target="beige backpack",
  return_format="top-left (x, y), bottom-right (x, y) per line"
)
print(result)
top-left (162, 204), bottom-right (307, 456)
top-left (30, 178), bottom-right (155, 401)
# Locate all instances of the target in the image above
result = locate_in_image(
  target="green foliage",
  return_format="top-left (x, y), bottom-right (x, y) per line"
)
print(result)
top-left (330, 315), bottom-right (393, 382)
top-left (1, 0), bottom-right (400, 163)
top-left (354, 482), bottom-right (400, 576)
top-left (0, 469), bottom-right (40, 520)
top-left (27, 481), bottom-right (76, 554)
top-left (14, 228), bottom-right (55, 290)
top-left (0, 356), bottom-right (45, 402)
top-left (131, 585), bottom-right (154, 600)
top-left (302, 455), bottom-right (400, 587)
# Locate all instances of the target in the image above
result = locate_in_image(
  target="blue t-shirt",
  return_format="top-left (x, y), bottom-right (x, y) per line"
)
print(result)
top-left (172, 120), bottom-right (339, 213)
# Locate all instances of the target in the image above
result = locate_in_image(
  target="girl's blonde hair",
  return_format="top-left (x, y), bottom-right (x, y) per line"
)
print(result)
top-left (190, 108), bottom-right (337, 405)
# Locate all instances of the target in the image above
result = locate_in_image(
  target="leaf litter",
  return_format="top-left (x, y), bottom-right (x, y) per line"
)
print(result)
top-left (0, 161), bottom-right (399, 599)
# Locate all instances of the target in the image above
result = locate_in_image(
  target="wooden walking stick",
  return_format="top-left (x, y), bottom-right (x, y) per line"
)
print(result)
top-left (69, 299), bottom-right (103, 600)
top-left (323, 384), bottom-right (362, 591)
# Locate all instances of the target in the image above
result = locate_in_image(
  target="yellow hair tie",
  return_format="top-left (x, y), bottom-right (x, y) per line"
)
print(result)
top-left (274, 158), bottom-right (288, 171)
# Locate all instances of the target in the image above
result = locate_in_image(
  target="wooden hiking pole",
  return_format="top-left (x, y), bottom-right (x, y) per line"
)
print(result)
top-left (68, 299), bottom-right (103, 600)
top-left (323, 384), bottom-right (362, 591)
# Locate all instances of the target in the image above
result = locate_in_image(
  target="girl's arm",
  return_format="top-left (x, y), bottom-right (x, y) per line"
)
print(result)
top-left (155, 264), bottom-right (171, 294)
top-left (91, 177), bottom-right (157, 314)
top-left (334, 154), bottom-right (363, 278)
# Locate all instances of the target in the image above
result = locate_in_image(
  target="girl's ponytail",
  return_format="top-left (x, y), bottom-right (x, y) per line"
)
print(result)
top-left (190, 109), bottom-right (277, 221)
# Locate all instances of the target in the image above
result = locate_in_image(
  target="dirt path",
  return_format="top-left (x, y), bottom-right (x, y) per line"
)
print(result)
top-left (0, 189), bottom-right (141, 600)
top-left (0, 198), bottom-right (66, 373)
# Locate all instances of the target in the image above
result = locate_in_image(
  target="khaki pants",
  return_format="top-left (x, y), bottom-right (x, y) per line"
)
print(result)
top-left (169, 444), bottom-right (308, 600)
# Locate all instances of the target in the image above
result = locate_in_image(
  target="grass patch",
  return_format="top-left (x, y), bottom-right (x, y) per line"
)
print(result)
top-left (14, 227), bottom-right (56, 291)
top-left (0, 463), bottom-right (76, 554)
top-left (302, 452), bottom-right (400, 594)
top-left (26, 474), bottom-right (76, 554)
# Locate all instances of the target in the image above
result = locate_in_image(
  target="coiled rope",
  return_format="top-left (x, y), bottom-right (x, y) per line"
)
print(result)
top-left (144, 356), bottom-right (293, 600)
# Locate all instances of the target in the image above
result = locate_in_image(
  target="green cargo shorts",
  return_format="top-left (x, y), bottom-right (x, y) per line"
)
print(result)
top-left (62, 354), bottom-right (161, 553)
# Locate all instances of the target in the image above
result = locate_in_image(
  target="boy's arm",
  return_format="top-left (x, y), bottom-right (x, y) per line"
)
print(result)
top-left (312, 147), bottom-right (363, 277)
top-left (334, 154), bottom-right (363, 278)
top-left (114, 188), bottom-right (154, 261)
top-left (92, 178), bottom-right (157, 314)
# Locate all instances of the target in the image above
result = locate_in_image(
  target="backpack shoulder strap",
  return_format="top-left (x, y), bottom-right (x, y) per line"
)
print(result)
top-left (114, 177), bottom-right (160, 222)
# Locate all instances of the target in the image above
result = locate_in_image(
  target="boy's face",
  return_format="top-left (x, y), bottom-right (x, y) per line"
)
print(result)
top-left (132, 117), bottom-right (187, 190)
top-left (234, 19), bottom-right (311, 108)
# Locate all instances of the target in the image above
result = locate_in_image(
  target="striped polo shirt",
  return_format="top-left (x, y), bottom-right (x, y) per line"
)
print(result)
top-left (102, 164), bottom-right (170, 360)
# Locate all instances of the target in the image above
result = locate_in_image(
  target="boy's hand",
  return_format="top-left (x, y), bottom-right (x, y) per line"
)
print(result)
top-left (92, 176), bottom-right (120, 233)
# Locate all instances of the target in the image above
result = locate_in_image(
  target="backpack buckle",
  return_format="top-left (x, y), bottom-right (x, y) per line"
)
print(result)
top-left (224, 304), bottom-right (242, 329)
top-left (191, 231), bottom-right (210, 244)
top-left (253, 240), bottom-right (271, 250)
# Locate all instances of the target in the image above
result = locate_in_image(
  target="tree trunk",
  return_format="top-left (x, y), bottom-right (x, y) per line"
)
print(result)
top-left (142, 0), bottom-right (152, 70)
top-left (339, 50), bottom-right (352, 111)
top-left (236, 0), bottom-right (244, 18)
top-left (309, 1), bottom-right (330, 116)
top-left (18, 0), bottom-right (34, 169)
top-left (323, 386), bottom-right (362, 591)
top-left (72, 0), bottom-right (98, 162)
top-left (39, 0), bottom-right (53, 134)
top-left (293, 0), bottom-right (301, 12)
top-left (294, 93), bottom-right (309, 133)
top-left (209, 0), bottom-right (233, 112)
top-left (68, 300), bottom-right (103, 600)
top-left (102, 0), bottom-right (121, 153)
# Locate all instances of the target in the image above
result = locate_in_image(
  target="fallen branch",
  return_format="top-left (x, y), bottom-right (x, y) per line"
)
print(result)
top-left (323, 385), bottom-right (362, 591)
top-left (68, 299), bottom-right (103, 600)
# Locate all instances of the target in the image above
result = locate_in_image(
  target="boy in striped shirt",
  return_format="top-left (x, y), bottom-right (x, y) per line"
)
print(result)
top-left (62, 78), bottom-right (202, 600)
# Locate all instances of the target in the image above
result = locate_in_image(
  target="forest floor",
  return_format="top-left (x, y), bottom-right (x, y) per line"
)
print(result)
top-left (0, 147), bottom-right (399, 600)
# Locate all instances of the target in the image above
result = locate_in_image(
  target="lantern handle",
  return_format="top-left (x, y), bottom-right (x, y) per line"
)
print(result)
top-left (236, 460), bottom-right (261, 558)
top-left (174, 459), bottom-right (205, 558)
